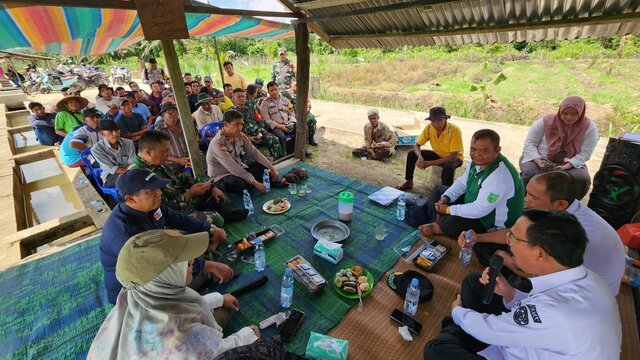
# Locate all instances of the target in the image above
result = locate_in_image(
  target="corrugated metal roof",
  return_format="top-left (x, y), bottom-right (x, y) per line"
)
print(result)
top-left (282, 0), bottom-right (640, 48)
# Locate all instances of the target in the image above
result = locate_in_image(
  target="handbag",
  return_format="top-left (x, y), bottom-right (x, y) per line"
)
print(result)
top-left (404, 198), bottom-right (436, 228)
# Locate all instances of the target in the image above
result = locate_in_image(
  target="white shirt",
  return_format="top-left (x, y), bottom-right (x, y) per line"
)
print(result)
top-left (444, 161), bottom-right (517, 229)
top-left (521, 118), bottom-right (599, 168)
top-left (95, 96), bottom-right (123, 115)
top-left (453, 266), bottom-right (621, 360)
top-left (565, 200), bottom-right (625, 295)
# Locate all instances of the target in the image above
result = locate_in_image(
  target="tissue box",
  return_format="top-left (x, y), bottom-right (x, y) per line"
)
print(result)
top-left (305, 332), bottom-right (348, 360)
top-left (313, 241), bottom-right (343, 264)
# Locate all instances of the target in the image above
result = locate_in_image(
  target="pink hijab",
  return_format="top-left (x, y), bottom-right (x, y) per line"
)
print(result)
top-left (543, 96), bottom-right (591, 162)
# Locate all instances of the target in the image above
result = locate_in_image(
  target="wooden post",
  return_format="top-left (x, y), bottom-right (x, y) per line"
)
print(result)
top-left (294, 23), bottom-right (310, 160)
top-left (213, 37), bottom-right (226, 88)
top-left (160, 39), bottom-right (205, 178)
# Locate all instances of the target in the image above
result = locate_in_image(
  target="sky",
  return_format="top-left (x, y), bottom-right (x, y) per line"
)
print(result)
top-left (207, 0), bottom-right (294, 22)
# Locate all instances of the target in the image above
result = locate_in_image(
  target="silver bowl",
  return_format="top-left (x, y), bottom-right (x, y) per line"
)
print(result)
top-left (311, 219), bottom-right (350, 242)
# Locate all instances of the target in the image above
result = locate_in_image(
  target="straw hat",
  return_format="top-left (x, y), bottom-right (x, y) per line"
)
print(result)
top-left (57, 96), bottom-right (88, 112)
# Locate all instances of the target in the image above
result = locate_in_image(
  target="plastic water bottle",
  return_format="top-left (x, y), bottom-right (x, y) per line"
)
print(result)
top-left (242, 189), bottom-right (254, 215)
top-left (263, 169), bottom-right (271, 192)
top-left (254, 237), bottom-right (266, 272)
top-left (404, 278), bottom-right (420, 317)
top-left (280, 267), bottom-right (294, 308)
top-left (396, 193), bottom-right (406, 221)
top-left (460, 232), bottom-right (474, 267)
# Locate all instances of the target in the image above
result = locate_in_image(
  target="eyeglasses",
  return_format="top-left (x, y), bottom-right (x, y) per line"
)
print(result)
top-left (506, 231), bottom-right (528, 245)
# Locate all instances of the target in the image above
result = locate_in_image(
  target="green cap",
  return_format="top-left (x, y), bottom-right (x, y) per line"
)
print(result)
top-left (116, 229), bottom-right (209, 289)
top-left (338, 191), bottom-right (354, 204)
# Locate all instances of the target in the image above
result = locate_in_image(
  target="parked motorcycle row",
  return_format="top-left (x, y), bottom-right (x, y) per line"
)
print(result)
top-left (21, 64), bottom-right (129, 95)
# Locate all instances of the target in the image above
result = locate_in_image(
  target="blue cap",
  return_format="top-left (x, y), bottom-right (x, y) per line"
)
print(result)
top-left (285, 267), bottom-right (292, 275)
top-left (410, 278), bottom-right (419, 287)
top-left (116, 168), bottom-right (171, 197)
top-left (255, 237), bottom-right (262, 244)
top-left (204, 76), bottom-right (213, 82)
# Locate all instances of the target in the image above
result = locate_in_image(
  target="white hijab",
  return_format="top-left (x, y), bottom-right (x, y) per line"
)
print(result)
top-left (88, 262), bottom-right (224, 359)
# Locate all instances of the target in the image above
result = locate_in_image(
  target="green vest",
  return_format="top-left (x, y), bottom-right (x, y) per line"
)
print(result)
top-left (464, 154), bottom-right (524, 229)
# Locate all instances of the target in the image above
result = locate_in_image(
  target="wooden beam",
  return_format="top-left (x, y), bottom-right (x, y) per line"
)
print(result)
top-left (293, 23), bottom-right (310, 161)
top-left (330, 11), bottom-right (640, 41)
top-left (277, 0), bottom-right (333, 45)
top-left (2, 0), bottom-right (299, 18)
top-left (292, 0), bottom-right (459, 24)
top-left (294, 0), bottom-right (369, 11)
top-left (2, 210), bottom-right (94, 249)
top-left (213, 37), bottom-right (226, 88)
top-left (161, 39), bottom-right (206, 179)
top-left (12, 148), bottom-right (54, 166)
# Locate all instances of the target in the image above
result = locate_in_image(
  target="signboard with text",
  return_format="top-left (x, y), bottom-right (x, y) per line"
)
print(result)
top-left (134, 0), bottom-right (190, 40)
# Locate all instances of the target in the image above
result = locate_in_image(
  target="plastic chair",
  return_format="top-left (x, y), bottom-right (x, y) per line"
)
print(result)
top-left (80, 149), bottom-right (120, 203)
top-left (199, 122), bottom-right (224, 148)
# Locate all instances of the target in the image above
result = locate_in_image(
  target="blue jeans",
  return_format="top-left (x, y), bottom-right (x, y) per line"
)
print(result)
top-left (34, 127), bottom-right (64, 146)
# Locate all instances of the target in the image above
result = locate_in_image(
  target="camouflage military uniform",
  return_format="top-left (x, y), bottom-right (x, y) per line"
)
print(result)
top-left (129, 155), bottom-right (224, 227)
top-left (233, 105), bottom-right (283, 159)
top-left (271, 58), bottom-right (296, 100)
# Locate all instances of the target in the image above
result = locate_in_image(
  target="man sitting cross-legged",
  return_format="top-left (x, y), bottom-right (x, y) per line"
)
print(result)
top-left (352, 108), bottom-right (398, 161)
top-left (424, 210), bottom-right (622, 360)
top-left (458, 170), bottom-right (625, 295)
top-left (99, 168), bottom-right (231, 304)
top-left (130, 131), bottom-right (248, 226)
top-left (206, 109), bottom-right (279, 194)
top-left (419, 129), bottom-right (524, 238)
top-left (397, 106), bottom-right (464, 190)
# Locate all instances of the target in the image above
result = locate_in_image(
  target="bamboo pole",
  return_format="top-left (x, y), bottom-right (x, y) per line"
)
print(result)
top-left (213, 37), bottom-right (225, 89)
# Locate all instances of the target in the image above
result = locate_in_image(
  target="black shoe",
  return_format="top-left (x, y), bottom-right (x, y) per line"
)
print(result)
top-left (305, 151), bottom-right (314, 158)
top-left (308, 139), bottom-right (318, 146)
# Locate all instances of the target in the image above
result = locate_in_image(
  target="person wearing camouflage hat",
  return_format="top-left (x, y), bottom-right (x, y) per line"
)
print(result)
top-left (270, 47), bottom-right (296, 98)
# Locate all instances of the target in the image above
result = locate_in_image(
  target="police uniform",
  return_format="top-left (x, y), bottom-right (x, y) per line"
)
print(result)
top-left (205, 128), bottom-right (272, 194)
top-left (260, 95), bottom-right (296, 155)
top-left (425, 266), bottom-right (622, 360)
top-left (232, 105), bottom-right (283, 159)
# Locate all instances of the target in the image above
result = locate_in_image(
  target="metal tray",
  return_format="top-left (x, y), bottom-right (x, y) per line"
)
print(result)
top-left (311, 219), bottom-right (350, 243)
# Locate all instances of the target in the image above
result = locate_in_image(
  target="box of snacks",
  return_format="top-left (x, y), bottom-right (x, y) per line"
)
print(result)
top-left (233, 225), bottom-right (284, 253)
top-left (285, 255), bottom-right (327, 294)
top-left (413, 240), bottom-right (449, 271)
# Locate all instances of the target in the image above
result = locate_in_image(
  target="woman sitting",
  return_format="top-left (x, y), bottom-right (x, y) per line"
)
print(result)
top-left (520, 96), bottom-right (598, 200)
top-left (87, 229), bottom-right (259, 359)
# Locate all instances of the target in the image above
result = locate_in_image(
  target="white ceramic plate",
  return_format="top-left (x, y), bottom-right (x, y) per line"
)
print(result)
top-left (262, 199), bottom-right (291, 214)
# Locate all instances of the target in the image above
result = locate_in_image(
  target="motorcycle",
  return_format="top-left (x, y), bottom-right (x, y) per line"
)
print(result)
top-left (39, 70), bottom-right (84, 94)
top-left (111, 66), bottom-right (131, 86)
top-left (22, 71), bottom-right (44, 95)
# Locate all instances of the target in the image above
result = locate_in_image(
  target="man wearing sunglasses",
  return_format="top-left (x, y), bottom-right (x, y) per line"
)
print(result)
top-left (458, 170), bottom-right (624, 296)
top-left (425, 209), bottom-right (622, 359)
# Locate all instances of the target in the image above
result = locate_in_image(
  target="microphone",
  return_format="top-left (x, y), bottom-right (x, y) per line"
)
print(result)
top-left (482, 254), bottom-right (504, 305)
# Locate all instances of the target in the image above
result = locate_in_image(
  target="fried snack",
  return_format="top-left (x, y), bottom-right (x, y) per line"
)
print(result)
top-left (350, 266), bottom-right (363, 277)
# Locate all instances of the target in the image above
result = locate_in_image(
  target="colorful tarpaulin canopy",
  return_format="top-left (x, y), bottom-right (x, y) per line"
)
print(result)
top-left (0, 5), bottom-right (294, 55)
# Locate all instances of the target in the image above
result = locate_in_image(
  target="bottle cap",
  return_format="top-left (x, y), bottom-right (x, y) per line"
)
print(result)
top-left (255, 237), bottom-right (262, 245)
top-left (243, 189), bottom-right (249, 194)
top-left (410, 278), bottom-right (419, 287)
top-left (338, 191), bottom-right (354, 204)
top-left (285, 267), bottom-right (292, 275)
top-left (465, 232), bottom-right (472, 239)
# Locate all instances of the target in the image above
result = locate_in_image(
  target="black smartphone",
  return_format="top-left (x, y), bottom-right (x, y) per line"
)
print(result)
top-left (390, 308), bottom-right (423, 335)
top-left (279, 309), bottom-right (305, 342)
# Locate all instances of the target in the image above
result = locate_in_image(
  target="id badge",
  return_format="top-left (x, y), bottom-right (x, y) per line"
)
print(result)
top-left (153, 208), bottom-right (163, 221)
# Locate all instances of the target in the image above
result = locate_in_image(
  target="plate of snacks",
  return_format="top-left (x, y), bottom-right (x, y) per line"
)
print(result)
top-left (333, 265), bottom-right (374, 299)
top-left (263, 198), bottom-right (291, 214)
